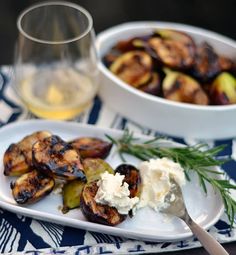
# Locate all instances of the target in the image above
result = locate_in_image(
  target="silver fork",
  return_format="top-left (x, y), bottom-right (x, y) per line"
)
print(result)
top-left (161, 179), bottom-right (229, 255)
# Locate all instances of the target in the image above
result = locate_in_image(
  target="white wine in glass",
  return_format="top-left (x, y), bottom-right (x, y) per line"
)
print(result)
top-left (14, 1), bottom-right (98, 120)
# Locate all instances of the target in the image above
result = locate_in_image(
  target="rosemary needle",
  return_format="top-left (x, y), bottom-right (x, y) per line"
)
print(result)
top-left (106, 130), bottom-right (236, 227)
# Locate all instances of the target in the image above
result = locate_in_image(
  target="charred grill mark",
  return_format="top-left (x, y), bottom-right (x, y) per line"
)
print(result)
top-left (80, 182), bottom-right (126, 226)
top-left (148, 34), bottom-right (195, 69)
top-left (70, 137), bottom-right (112, 159)
top-left (16, 190), bottom-right (33, 203)
top-left (6, 143), bottom-right (17, 153)
top-left (116, 63), bottom-right (128, 74)
top-left (3, 131), bottom-right (52, 176)
top-left (104, 29), bottom-right (236, 106)
top-left (164, 78), bottom-right (182, 98)
top-left (115, 164), bottom-right (141, 198)
top-left (192, 42), bottom-right (221, 82)
top-left (32, 135), bottom-right (86, 181)
top-left (11, 170), bottom-right (55, 204)
top-left (3, 143), bottom-right (29, 176)
top-left (110, 51), bottom-right (152, 87)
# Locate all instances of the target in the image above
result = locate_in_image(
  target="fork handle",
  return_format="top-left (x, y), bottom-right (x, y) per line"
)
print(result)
top-left (186, 219), bottom-right (229, 255)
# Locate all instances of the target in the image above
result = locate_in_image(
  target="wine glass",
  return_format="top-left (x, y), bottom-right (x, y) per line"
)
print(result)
top-left (13, 1), bottom-right (99, 120)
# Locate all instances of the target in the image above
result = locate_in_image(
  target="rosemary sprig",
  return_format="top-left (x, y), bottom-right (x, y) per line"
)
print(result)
top-left (106, 130), bottom-right (236, 227)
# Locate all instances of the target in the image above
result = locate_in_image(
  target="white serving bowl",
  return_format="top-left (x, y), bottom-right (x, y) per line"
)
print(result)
top-left (96, 22), bottom-right (236, 139)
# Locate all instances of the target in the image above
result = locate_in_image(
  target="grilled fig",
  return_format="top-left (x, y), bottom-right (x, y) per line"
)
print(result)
top-left (3, 131), bottom-right (52, 176)
top-left (11, 169), bottom-right (54, 204)
top-left (70, 137), bottom-right (112, 159)
top-left (148, 29), bottom-right (195, 69)
top-left (3, 144), bottom-right (29, 176)
top-left (80, 181), bottom-right (126, 226)
top-left (114, 38), bottom-right (146, 52)
top-left (19, 131), bottom-right (52, 165)
top-left (103, 53), bottom-right (119, 68)
top-left (115, 164), bottom-right (141, 198)
top-left (163, 69), bottom-right (209, 105)
top-left (62, 179), bottom-right (85, 213)
top-left (32, 135), bottom-right (86, 181)
top-left (191, 42), bottom-right (221, 82)
top-left (218, 56), bottom-right (236, 73)
top-left (139, 72), bottom-right (161, 95)
top-left (110, 51), bottom-right (152, 87)
top-left (83, 158), bottom-right (114, 183)
top-left (209, 72), bottom-right (236, 105)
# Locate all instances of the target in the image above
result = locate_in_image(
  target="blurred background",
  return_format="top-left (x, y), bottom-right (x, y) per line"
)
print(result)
top-left (0, 0), bottom-right (235, 65)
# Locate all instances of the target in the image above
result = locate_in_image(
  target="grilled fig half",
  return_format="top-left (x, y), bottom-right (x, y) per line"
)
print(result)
top-left (19, 131), bottom-right (52, 165)
top-left (191, 42), bottom-right (221, 83)
top-left (110, 50), bottom-right (152, 87)
top-left (32, 135), bottom-right (86, 181)
top-left (148, 29), bottom-right (195, 70)
top-left (3, 131), bottom-right (52, 176)
top-left (3, 144), bottom-right (29, 176)
top-left (62, 179), bottom-right (85, 213)
top-left (70, 137), bottom-right (112, 159)
top-left (218, 56), bottom-right (236, 73)
top-left (209, 72), bottom-right (236, 105)
top-left (114, 38), bottom-right (146, 53)
top-left (80, 181), bottom-right (126, 226)
top-left (11, 169), bottom-right (54, 204)
top-left (163, 69), bottom-right (209, 105)
top-left (115, 164), bottom-right (141, 198)
top-left (83, 158), bottom-right (114, 183)
top-left (139, 72), bottom-right (161, 96)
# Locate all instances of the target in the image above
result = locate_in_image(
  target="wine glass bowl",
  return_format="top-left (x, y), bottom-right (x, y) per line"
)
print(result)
top-left (14, 1), bottom-right (99, 120)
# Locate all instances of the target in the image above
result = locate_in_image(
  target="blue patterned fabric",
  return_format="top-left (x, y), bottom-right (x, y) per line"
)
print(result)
top-left (0, 66), bottom-right (235, 255)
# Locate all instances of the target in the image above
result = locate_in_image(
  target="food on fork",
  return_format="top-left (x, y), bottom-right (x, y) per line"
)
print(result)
top-left (135, 158), bottom-right (186, 212)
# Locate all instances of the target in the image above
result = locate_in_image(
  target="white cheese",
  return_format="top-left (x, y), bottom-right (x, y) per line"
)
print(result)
top-left (135, 158), bottom-right (185, 212)
top-left (95, 171), bottom-right (139, 215)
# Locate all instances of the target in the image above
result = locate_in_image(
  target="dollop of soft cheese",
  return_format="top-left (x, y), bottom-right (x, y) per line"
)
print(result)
top-left (95, 171), bottom-right (139, 215)
top-left (135, 158), bottom-right (185, 212)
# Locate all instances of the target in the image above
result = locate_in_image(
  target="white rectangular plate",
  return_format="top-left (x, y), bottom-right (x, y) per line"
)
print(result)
top-left (0, 120), bottom-right (224, 241)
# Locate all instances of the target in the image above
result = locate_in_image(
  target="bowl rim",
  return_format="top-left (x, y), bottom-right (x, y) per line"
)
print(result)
top-left (96, 21), bottom-right (236, 112)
